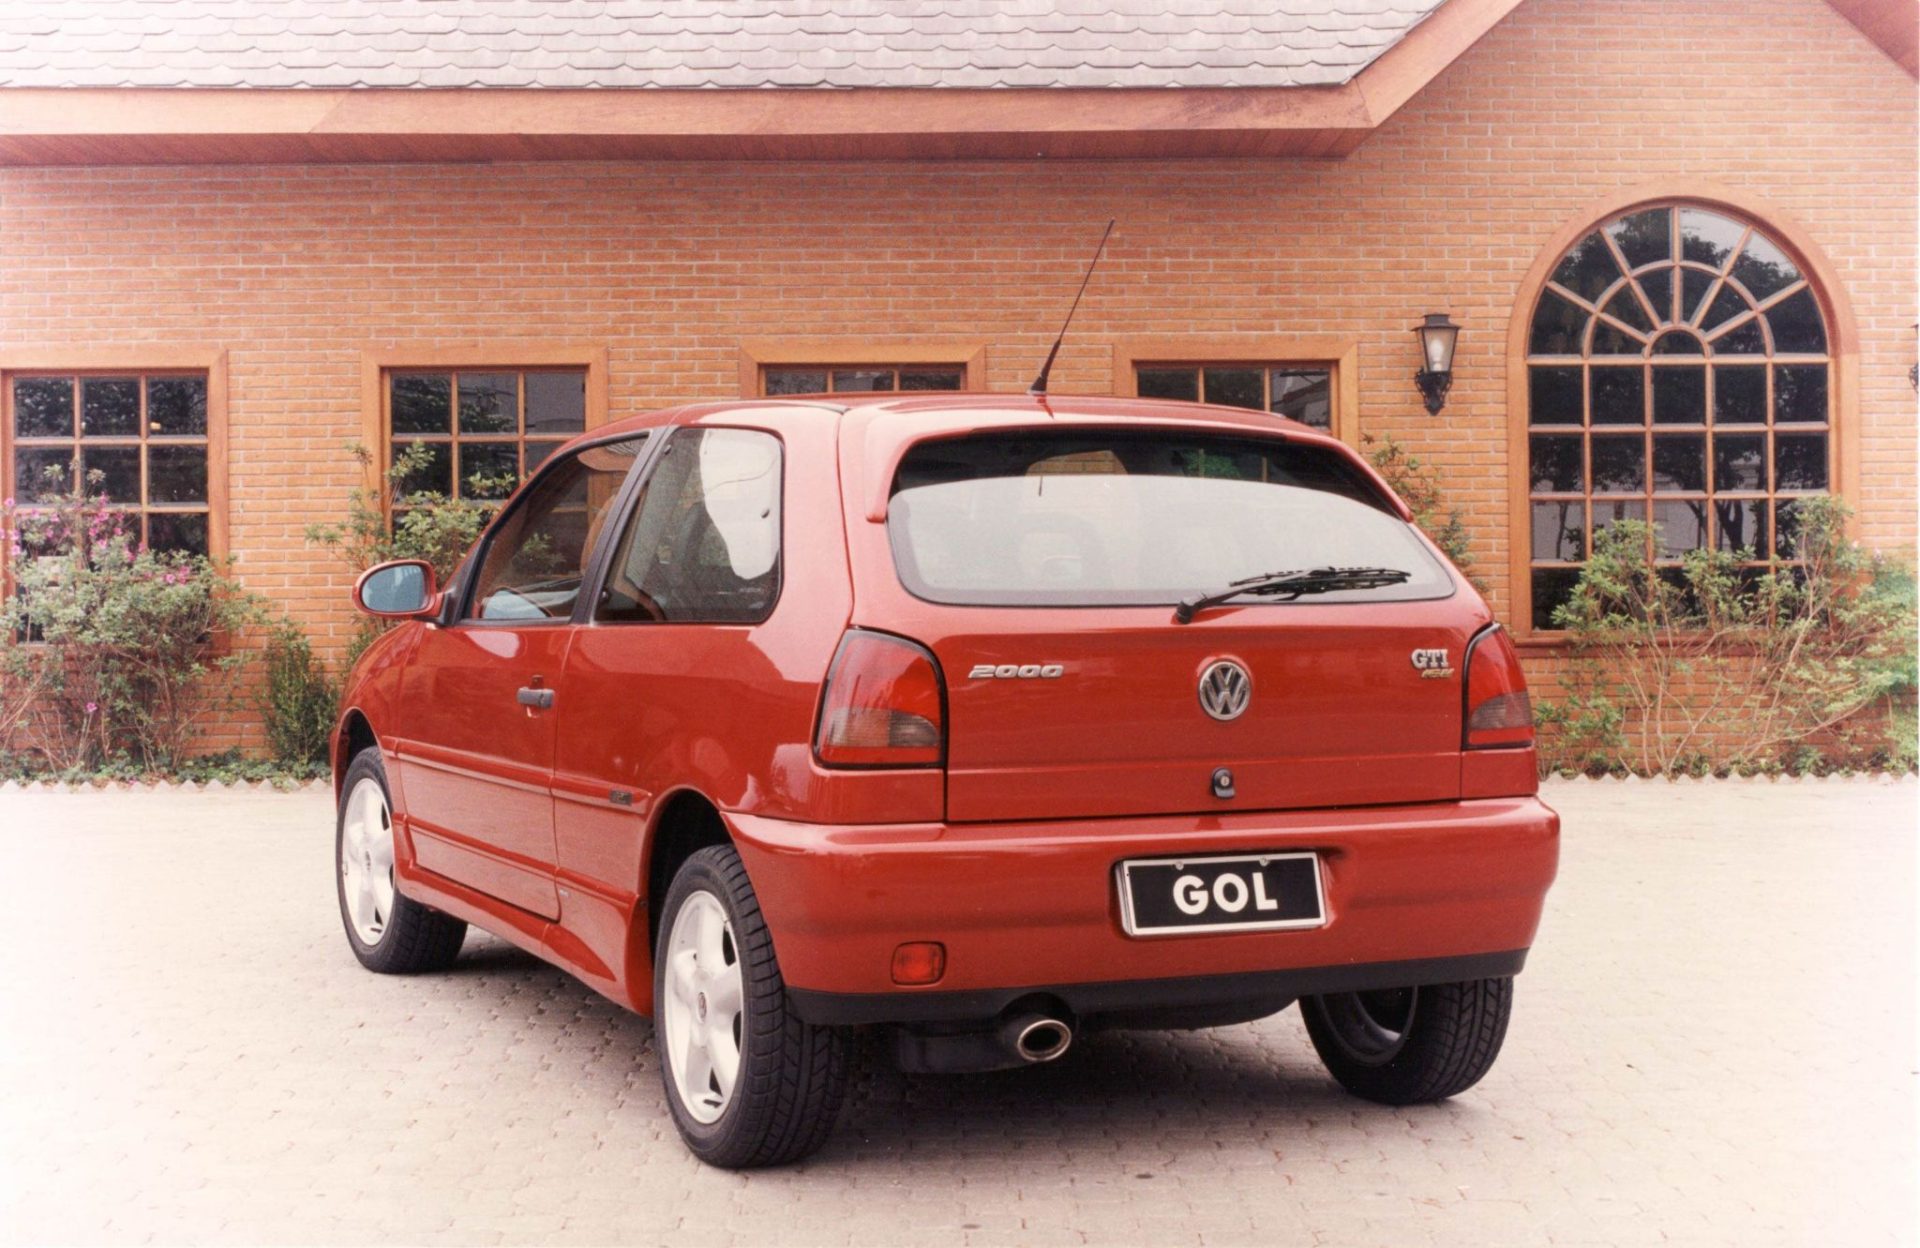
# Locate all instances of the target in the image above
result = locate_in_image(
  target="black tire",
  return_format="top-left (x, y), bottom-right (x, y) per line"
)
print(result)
top-left (654, 844), bottom-right (850, 1169)
top-left (1301, 977), bottom-right (1512, 1105)
top-left (335, 748), bottom-right (467, 974)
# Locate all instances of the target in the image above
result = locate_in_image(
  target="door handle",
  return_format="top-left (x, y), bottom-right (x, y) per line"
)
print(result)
top-left (516, 686), bottom-right (556, 710)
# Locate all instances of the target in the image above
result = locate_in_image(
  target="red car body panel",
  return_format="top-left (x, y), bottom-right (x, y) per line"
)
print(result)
top-left (333, 393), bottom-right (1560, 1023)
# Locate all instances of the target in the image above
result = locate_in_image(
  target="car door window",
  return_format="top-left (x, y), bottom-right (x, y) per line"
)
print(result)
top-left (596, 428), bottom-right (782, 624)
top-left (466, 436), bottom-right (647, 621)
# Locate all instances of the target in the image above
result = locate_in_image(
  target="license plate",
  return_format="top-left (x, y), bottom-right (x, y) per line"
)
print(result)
top-left (1117, 852), bottom-right (1325, 937)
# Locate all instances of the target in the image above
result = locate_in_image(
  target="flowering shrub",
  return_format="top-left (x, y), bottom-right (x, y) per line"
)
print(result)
top-left (1363, 434), bottom-right (1485, 592)
top-left (1, 475), bottom-right (265, 773)
top-left (1536, 495), bottom-right (1917, 775)
top-left (306, 441), bottom-right (504, 663)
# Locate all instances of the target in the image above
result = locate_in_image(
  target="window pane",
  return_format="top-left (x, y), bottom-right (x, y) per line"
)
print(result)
top-left (1608, 208), bottom-right (1671, 270)
top-left (391, 441), bottom-right (451, 501)
top-left (1590, 436), bottom-right (1645, 493)
top-left (1268, 370), bottom-right (1330, 428)
top-left (14, 447), bottom-right (73, 498)
top-left (524, 440), bottom-right (562, 474)
top-left (1529, 366), bottom-right (1582, 425)
top-left (1773, 365), bottom-right (1827, 424)
top-left (457, 373), bottom-right (518, 435)
top-left (1680, 208), bottom-right (1743, 268)
top-left (599, 429), bottom-right (782, 624)
top-left (1531, 568), bottom-right (1582, 630)
top-left (83, 445), bottom-right (141, 503)
top-left (1714, 498), bottom-right (1768, 557)
top-left (1639, 269), bottom-right (1674, 324)
top-left (459, 442), bottom-right (519, 500)
top-left (1774, 434), bottom-right (1827, 490)
top-left (1713, 365), bottom-right (1766, 424)
top-left (525, 371), bottom-right (587, 433)
top-left (147, 377), bottom-right (208, 436)
top-left (1529, 435), bottom-right (1584, 493)
top-left (1766, 288), bottom-right (1826, 354)
top-left (1713, 433), bottom-right (1765, 491)
top-left (1593, 498), bottom-right (1648, 540)
top-left (1712, 317), bottom-right (1766, 356)
top-left (1774, 499), bottom-right (1804, 558)
top-left (1731, 234), bottom-right (1799, 301)
top-left (391, 374), bottom-right (452, 435)
top-left (1551, 232), bottom-right (1622, 303)
top-left (148, 445), bottom-right (207, 504)
top-left (1590, 320), bottom-right (1643, 356)
top-left (82, 377), bottom-right (140, 437)
top-left (1202, 368), bottom-right (1264, 411)
top-left (1529, 289), bottom-right (1587, 355)
top-left (1531, 500), bottom-right (1585, 561)
top-left (1653, 500), bottom-right (1708, 558)
top-left (1590, 367), bottom-right (1644, 425)
top-left (148, 512), bottom-right (209, 558)
top-left (1600, 286), bottom-right (1653, 334)
top-left (762, 368), bottom-right (827, 396)
top-left (1652, 435), bottom-right (1705, 492)
top-left (1650, 330), bottom-right (1703, 356)
top-left (470, 437), bottom-right (647, 621)
top-left (13, 378), bottom-right (73, 438)
top-left (1698, 284), bottom-right (1749, 334)
top-left (1681, 268), bottom-right (1716, 322)
top-left (1652, 366), bottom-right (1704, 424)
top-left (832, 369), bottom-right (894, 393)
top-left (900, 368), bottom-right (964, 392)
top-left (1136, 368), bottom-right (1199, 402)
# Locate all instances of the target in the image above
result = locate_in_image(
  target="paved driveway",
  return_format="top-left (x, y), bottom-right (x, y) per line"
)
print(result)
top-left (0, 779), bottom-right (1913, 1247)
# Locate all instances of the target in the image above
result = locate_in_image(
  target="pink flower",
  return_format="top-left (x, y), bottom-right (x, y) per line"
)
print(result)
top-left (84, 702), bottom-right (97, 714)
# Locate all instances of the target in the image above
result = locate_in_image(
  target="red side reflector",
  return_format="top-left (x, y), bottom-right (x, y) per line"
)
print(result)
top-left (1464, 624), bottom-right (1535, 749)
top-left (815, 630), bottom-right (946, 768)
top-left (890, 941), bottom-right (947, 986)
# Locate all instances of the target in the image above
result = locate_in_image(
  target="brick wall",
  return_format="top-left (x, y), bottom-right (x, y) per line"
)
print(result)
top-left (1, 0), bottom-right (1913, 751)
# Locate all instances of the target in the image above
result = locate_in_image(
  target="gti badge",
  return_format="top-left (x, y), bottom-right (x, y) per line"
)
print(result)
top-left (1197, 660), bottom-right (1252, 721)
top-left (1411, 648), bottom-right (1454, 679)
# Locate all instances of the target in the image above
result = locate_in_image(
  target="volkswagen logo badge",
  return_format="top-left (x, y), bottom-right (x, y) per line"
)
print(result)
top-left (1197, 659), bottom-right (1252, 721)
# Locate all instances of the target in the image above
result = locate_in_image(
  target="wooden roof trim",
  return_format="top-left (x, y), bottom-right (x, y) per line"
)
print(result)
top-left (1824, 0), bottom-right (1919, 76)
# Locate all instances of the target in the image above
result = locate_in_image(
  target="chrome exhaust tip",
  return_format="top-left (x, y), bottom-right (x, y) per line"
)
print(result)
top-left (1006, 1014), bottom-right (1073, 1064)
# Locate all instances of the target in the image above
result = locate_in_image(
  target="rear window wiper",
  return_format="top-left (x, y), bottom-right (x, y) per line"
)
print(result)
top-left (1173, 566), bottom-right (1412, 624)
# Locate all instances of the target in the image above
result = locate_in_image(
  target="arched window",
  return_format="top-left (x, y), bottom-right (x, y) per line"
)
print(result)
top-left (1524, 204), bottom-right (1832, 630)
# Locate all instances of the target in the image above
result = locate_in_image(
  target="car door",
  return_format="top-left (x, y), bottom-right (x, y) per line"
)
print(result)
top-left (549, 427), bottom-right (788, 969)
top-left (395, 434), bottom-right (649, 919)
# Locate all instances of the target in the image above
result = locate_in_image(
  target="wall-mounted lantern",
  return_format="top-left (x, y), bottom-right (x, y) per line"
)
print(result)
top-left (1413, 313), bottom-right (1460, 415)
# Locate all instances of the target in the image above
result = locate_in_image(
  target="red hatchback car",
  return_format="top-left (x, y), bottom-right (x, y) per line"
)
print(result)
top-left (333, 392), bottom-right (1559, 1167)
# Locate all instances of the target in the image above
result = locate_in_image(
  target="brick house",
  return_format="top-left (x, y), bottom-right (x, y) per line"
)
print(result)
top-left (0, 0), bottom-right (1913, 750)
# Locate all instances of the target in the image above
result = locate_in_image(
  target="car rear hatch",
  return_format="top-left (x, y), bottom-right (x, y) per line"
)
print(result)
top-left (868, 423), bottom-right (1487, 822)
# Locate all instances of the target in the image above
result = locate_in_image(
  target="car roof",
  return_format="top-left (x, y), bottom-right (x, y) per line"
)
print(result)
top-left (594, 391), bottom-right (1335, 444)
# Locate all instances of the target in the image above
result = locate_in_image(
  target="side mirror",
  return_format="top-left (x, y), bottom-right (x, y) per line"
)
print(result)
top-left (353, 560), bottom-right (437, 618)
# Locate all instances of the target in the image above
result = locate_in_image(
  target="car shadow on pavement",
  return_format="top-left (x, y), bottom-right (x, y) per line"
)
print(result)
top-left (432, 934), bottom-right (1406, 1167)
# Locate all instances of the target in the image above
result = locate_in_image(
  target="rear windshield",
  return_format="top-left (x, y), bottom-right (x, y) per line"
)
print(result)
top-left (887, 432), bottom-right (1454, 607)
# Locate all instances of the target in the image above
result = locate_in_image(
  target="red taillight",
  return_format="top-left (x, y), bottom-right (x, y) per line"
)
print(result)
top-left (1463, 624), bottom-right (1534, 749)
top-left (815, 630), bottom-right (946, 768)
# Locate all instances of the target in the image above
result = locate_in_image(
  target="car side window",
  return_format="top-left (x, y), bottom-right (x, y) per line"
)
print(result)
top-left (596, 428), bottom-right (782, 624)
top-left (465, 436), bottom-right (647, 622)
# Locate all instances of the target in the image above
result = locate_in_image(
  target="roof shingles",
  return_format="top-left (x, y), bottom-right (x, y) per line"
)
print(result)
top-left (0, 0), bottom-right (1446, 90)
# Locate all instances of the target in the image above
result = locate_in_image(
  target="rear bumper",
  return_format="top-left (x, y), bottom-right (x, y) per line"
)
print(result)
top-left (726, 795), bottom-right (1559, 1026)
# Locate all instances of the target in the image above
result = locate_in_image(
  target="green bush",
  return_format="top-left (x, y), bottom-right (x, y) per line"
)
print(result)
top-left (1, 473), bottom-right (266, 773)
top-left (306, 440), bottom-right (505, 663)
top-left (260, 621), bottom-right (338, 768)
top-left (1537, 495), bottom-right (1916, 776)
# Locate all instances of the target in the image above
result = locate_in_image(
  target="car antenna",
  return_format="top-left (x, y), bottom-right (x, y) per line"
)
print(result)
top-left (1027, 219), bottom-right (1116, 397)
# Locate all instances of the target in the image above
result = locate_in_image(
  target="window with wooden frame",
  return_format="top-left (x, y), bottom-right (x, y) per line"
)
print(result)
top-left (1133, 364), bottom-right (1334, 431)
top-left (759, 364), bottom-right (965, 397)
top-left (4, 371), bottom-right (216, 557)
top-left (1523, 204), bottom-right (1832, 631)
top-left (383, 368), bottom-right (589, 521)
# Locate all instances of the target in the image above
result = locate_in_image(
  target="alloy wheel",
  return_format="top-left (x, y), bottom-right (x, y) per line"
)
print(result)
top-left (1316, 987), bottom-right (1419, 1066)
top-left (661, 889), bottom-right (746, 1124)
top-left (340, 776), bottom-right (398, 946)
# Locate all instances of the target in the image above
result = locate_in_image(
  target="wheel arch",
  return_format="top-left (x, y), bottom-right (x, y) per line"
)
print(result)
top-left (641, 787), bottom-right (736, 956)
top-left (332, 708), bottom-right (380, 800)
